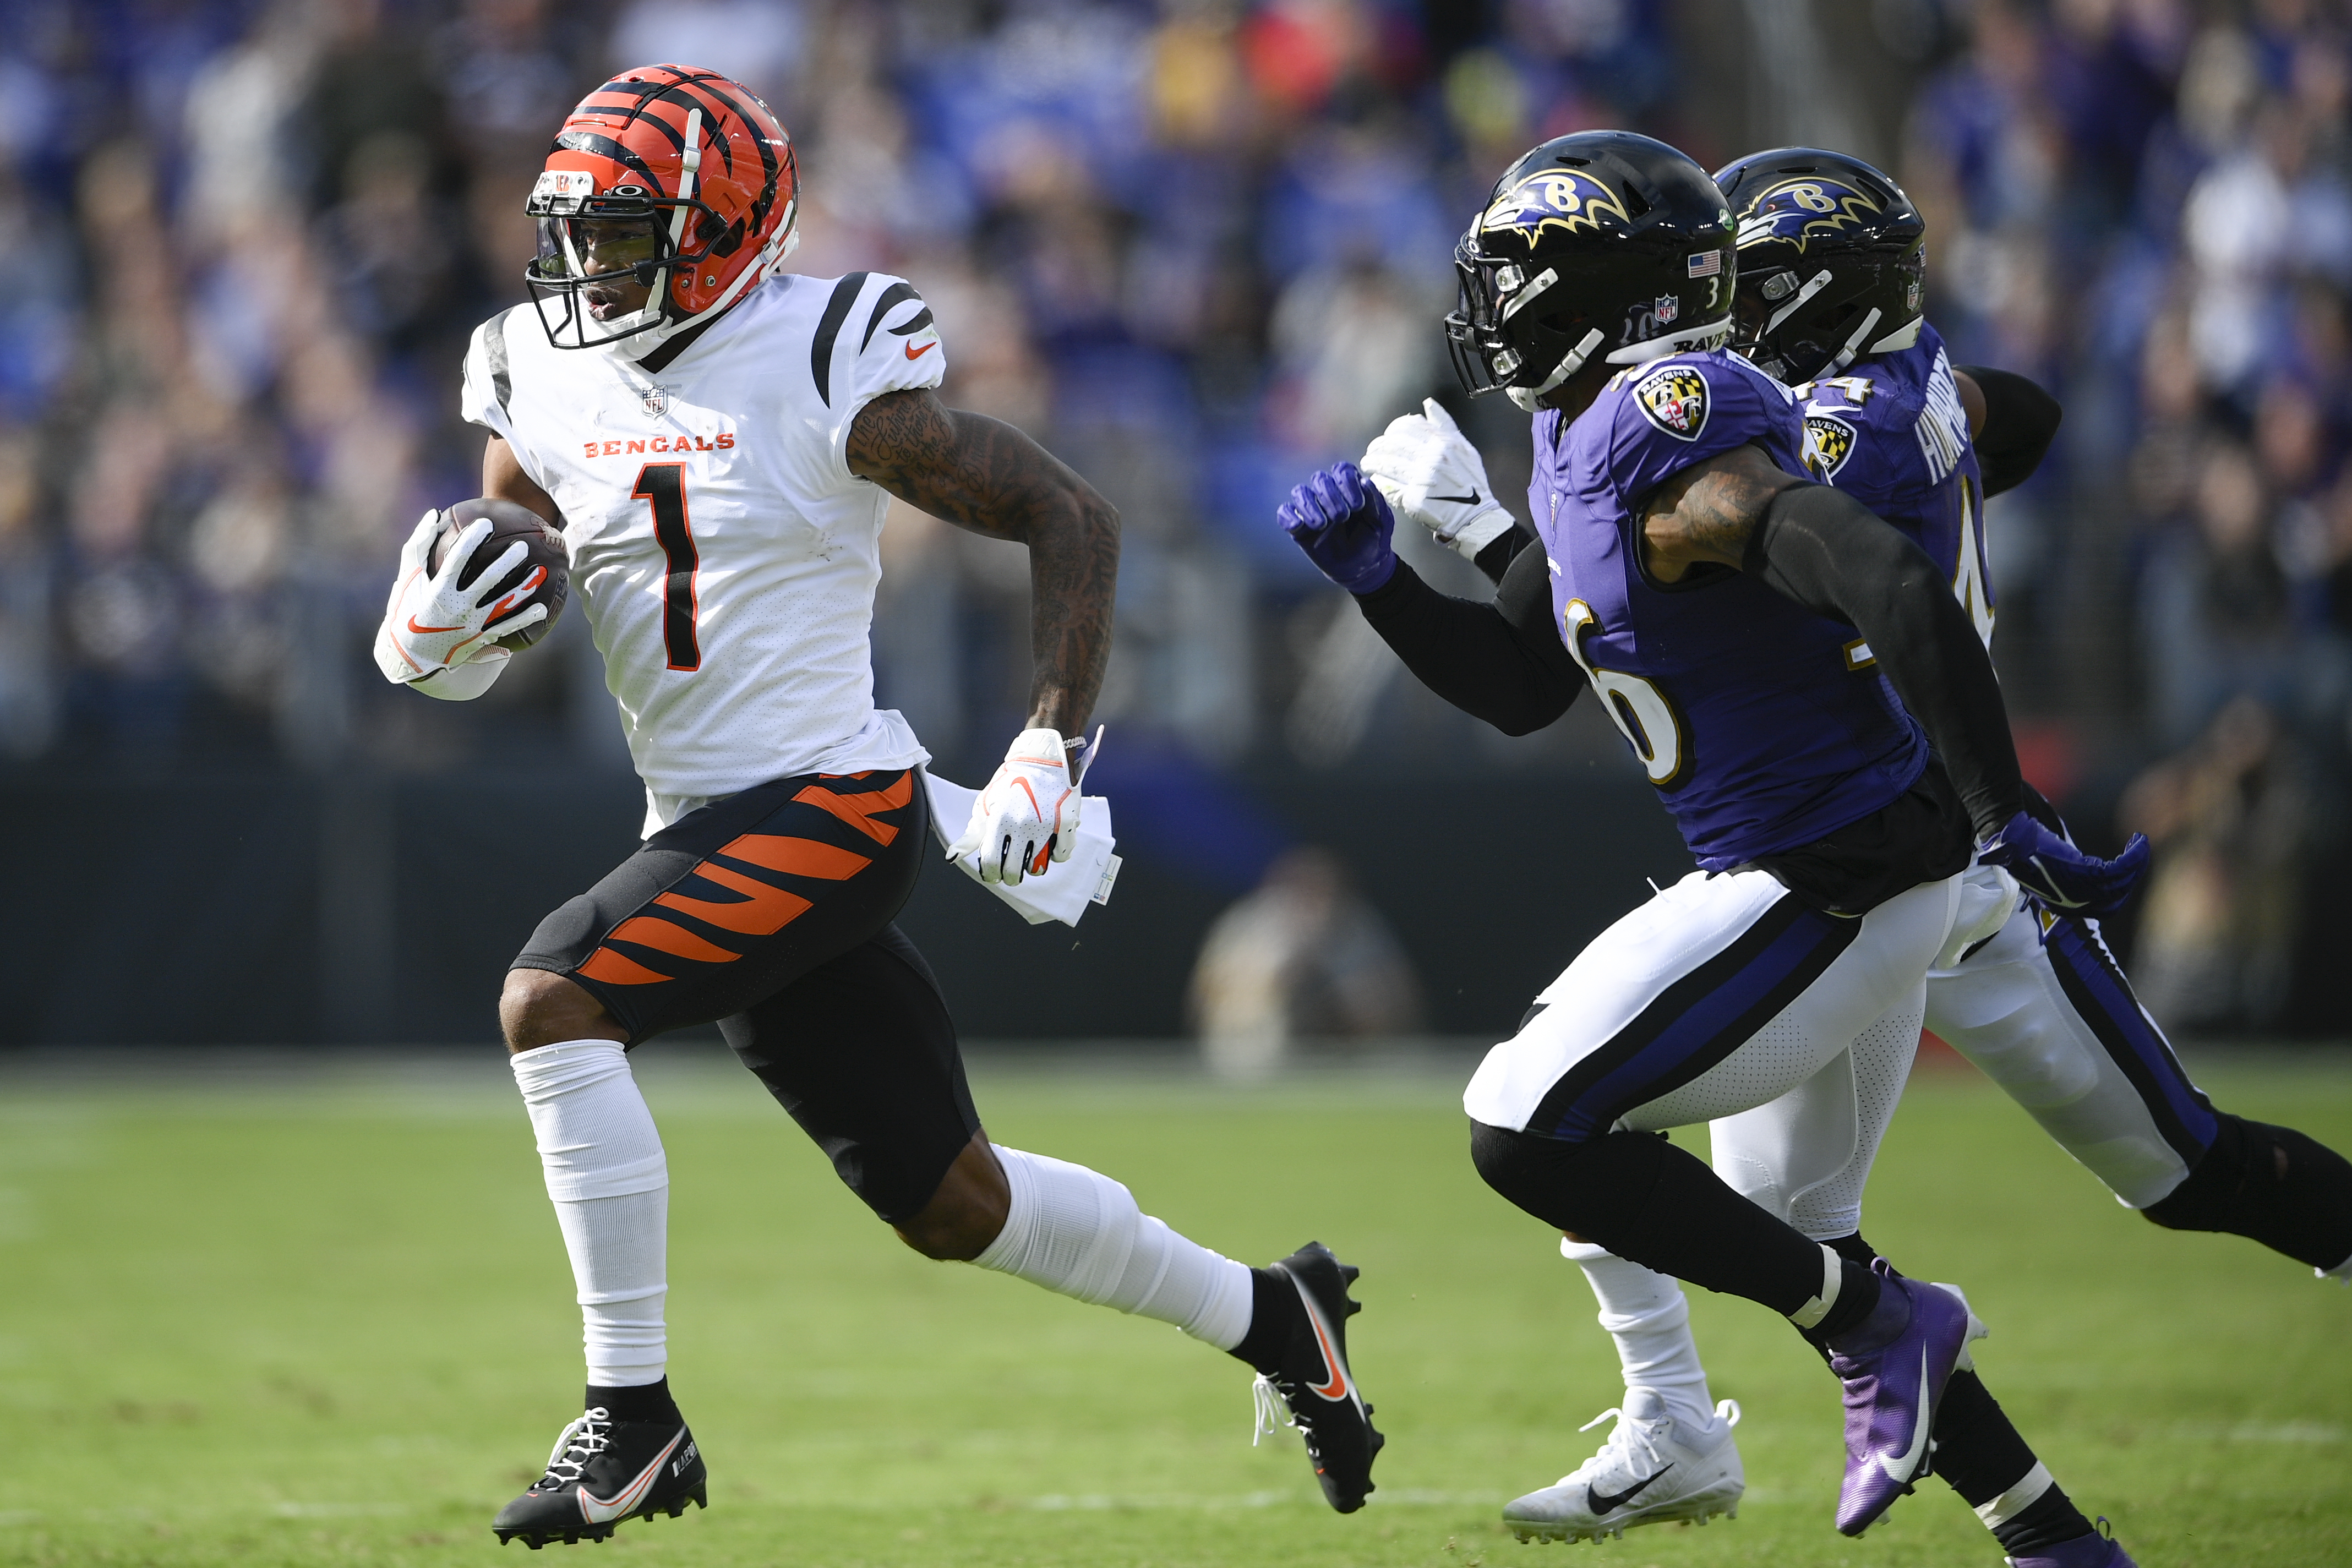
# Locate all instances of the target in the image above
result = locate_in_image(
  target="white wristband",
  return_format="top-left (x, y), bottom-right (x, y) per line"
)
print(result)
top-left (1447, 511), bottom-right (1517, 559)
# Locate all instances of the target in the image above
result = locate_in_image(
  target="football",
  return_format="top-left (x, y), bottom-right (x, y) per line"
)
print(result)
top-left (426, 496), bottom-right (569, 652)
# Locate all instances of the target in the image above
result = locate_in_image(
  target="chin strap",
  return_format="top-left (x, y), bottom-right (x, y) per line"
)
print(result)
top-left (1767, 269), bottom-right (1833, 334)
top-left (1826, 307), bottom-right (1884, 375)
top-left (1866, 316), bottom-right (1923, 354)
top-left (1508, 328), bottom-right (1605, 411)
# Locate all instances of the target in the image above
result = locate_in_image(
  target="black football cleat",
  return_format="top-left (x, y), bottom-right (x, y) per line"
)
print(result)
top-left (1253, 1240), bottom-right (1384, 1512)
top-left (492, 1406), bottom-right (707, 1548)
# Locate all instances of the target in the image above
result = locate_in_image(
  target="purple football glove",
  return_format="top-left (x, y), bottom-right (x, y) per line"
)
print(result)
top-left (1978, 808), bottom-right (2149, 916)
top-left (1279, 461), bottom-right (1397, 594)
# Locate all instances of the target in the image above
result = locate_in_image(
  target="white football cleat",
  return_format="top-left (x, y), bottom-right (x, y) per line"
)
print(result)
top-left (1503, 1388), bottom-right (1743, 1544)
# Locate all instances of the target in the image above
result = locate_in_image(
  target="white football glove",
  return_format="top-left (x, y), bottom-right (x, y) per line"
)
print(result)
top-left (1361, 397), bottom-right (1519, 560)
top-left (371, 509), bottom-right (549, 685)
top-left (948, 727), bottom-right (1078, 886)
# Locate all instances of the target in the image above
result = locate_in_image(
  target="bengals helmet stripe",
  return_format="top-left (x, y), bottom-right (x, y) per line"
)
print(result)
top-left (525, 63), bottom-right (800, 353)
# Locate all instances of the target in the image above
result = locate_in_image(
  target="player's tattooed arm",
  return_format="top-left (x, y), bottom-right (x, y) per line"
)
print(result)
top-left (483, 435), bottom-right (564, 529)
top-left (847, 389), bottom-right (1118, 736)
top-left (1635, 442), bottom-right (1805, 584)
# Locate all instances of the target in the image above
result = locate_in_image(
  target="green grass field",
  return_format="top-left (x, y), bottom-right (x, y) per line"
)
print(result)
top-left (2, 1048), bottom-right (2347, 1567)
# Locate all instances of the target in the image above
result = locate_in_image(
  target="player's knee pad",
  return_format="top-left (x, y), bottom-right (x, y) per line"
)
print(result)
top-left (2142, 1113), bottom-right (2352, 1269)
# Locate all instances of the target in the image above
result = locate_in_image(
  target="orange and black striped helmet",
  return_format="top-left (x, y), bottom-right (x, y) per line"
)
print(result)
top-left (524, 64), bottom-right (800, 350)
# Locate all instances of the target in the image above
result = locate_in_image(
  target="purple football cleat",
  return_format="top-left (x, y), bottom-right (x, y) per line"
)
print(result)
top-left (2007, 1521), bottom-right (2137, 1567)
top-left (1824, 1262), bottom-right (1984, 1536)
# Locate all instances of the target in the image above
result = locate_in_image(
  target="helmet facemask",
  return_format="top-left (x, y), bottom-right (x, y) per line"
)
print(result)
top-left (1731, 251), bottom-right (1925, 384)
top-left (1446, 245), bottom-right (1612, 411)
top-left (525, 167), bottom-right (734, 351)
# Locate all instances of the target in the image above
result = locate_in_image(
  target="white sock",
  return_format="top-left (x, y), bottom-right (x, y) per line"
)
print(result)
top-left (512, 1040), bottom-right (669, 1389)
top-left (973, 1145), bottom-right (1256, 1350)
top-left (1562, 1238), bottom-right (1717, 1434)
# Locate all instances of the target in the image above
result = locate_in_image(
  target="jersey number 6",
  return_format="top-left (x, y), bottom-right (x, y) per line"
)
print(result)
top-left (632, 463), bottom-right (701, 671)
top-left (1560, 598), bottom-right (1689, 789)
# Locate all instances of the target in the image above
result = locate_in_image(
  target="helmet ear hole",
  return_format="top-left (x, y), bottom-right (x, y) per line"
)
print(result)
top-left (1816, 300), bottom-right (1860, 331)
top-left (710, 217), bottom-right (745, 258)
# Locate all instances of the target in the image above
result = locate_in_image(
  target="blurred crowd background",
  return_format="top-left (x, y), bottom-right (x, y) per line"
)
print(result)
top-left (0, 0), bottom-right (2346, 1043)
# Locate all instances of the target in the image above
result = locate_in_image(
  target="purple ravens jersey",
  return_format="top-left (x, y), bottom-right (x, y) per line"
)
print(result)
top-left (1797, 322), bottom-right (1994, 652)
top-left (1531, 349), bottom-right (1928, 870)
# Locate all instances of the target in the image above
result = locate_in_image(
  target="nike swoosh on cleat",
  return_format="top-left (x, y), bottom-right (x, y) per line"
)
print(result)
top-left (1428, 490), bottom-right (1482, 505)
top-left (1875, 1345), bottom-right (1934, 1484)
top-left (1586, 1462), bottom-right (1673, 1515)
top-left (577, 1430), bottom-right (686, 1524)
top-left (1300, 1292), bottom-right (1352, 1401)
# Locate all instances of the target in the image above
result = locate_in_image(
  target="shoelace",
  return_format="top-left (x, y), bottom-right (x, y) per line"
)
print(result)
top-left (1251, 1375), bottom-right (1291, 1447)
top-left (1551, 1405), bottom-right (1635, 1487)
top-left (537, 1407), bottom-right (614, 1489)
top-left (1553, 1398), bottom-right (1737, 1490)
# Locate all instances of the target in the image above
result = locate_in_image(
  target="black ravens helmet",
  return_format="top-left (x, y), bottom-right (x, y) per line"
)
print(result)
top-left (1713, 147), bottom-right (1926, 385)
top-left (1445, 131), bottom-right (1736, 411)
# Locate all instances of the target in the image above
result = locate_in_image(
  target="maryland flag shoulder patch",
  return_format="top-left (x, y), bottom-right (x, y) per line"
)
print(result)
top-left (1632, 364), bottom-right (1711, 441)
top-left (1803, 411), bottom-right (1858, 479)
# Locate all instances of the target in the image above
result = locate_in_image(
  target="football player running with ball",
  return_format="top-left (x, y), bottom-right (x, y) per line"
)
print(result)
top-left (373, 66), bottom-right (1379, 1549)
top-left (1372, 146), bottom-right (2351, 1566)
top-left (1279, 131), bottom-right (2147, 1559)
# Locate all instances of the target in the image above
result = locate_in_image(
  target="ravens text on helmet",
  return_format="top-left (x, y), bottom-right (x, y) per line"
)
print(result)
top-left (1480, 168), bottom-right (1634, 244)
top-left (1736, 177), bottom-right (1882, 254)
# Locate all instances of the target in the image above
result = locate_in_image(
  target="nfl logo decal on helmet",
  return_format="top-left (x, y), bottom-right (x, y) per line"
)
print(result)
top-left (1447, 132), bottom-right (1737, 412)
top-left (525, 64), bottom-right (801, 352)
top-left (1633, 364), bottom-right (1710, 440)
top-left (1713, 147), bottom-right (1925, 385)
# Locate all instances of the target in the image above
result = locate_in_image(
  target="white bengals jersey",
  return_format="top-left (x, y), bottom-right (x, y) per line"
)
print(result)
top-left (461, 271), bottom-right (947, 833)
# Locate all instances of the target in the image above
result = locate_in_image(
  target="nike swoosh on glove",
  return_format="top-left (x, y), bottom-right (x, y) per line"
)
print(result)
top-left (1977, 809), bottom-right (2150, 916)
top-left (372, 510), bottom-right (549, 684)
top-left (949, 727), bottom-right (1078, 885)
top-left (1279, 461), bottom-right (1396, 594)
top-left (1361, 397), bottom-right (1518, 560)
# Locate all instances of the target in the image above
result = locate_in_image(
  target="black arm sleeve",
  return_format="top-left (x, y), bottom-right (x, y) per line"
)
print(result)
top-left (1958, 365), bottom-right (2061, 497)
top-left (1743, 483), bottom-right (2023, 837)
top-left (1350, 544), bottom-right (1582, 735)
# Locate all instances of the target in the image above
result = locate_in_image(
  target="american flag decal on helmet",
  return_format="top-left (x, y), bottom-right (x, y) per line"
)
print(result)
top-left (1687, 249), bottom-right (1721, 277)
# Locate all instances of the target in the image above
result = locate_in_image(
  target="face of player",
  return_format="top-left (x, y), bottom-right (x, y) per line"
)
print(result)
top-left (570, 217), bottom-right (659, 320)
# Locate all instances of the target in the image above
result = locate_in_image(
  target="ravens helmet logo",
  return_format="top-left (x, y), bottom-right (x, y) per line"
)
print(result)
top-left (1634, 365), bottom-right (1710, 441)
top-left (1736, 177), bottom-right (1881, 254)
top-left (1804, 412), bottom-right (1858, 477)
top-left (1480, 168), bottom-right (1634, 244)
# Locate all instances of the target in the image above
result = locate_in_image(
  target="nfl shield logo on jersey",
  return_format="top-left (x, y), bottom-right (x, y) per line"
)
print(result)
top-left (1633, 364), bottom-right (1710, 441)
top-left (641, 385), bottom-right (670, 418)
top-left (1804, 412), bottom-right (1858, 478)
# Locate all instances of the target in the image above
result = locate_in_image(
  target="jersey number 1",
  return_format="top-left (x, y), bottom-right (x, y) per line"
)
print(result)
top-left (632, 463), bottom-right (700, 670)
